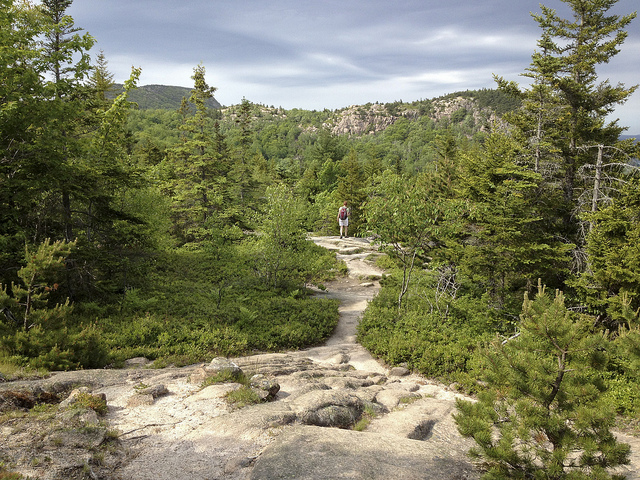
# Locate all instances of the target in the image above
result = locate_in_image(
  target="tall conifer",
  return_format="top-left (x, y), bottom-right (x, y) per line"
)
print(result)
top-left (497, 0), bottom-right (637, 241)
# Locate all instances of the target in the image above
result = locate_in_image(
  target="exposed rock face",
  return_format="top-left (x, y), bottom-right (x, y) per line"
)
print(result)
top-left (430, 95), bottom-right (500, 129)
top-left (323, 96), bottom-right (503, 137)
top-left (328, 104), bottom-right (397, 136)
top-left (0, 354), bottom-right (479, 480)
top-left (250, 425), bottom-right (476, 480)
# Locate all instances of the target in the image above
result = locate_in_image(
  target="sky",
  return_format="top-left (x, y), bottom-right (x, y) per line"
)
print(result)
top-left (68, 0), bottom-right (640, 134)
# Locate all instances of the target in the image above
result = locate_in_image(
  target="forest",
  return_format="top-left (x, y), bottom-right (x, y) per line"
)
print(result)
top-left (1, 0), bottom-right (640, 477)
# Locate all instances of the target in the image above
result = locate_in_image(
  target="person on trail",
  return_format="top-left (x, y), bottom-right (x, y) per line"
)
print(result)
top-left (337, 201), bottom-right (350, 238)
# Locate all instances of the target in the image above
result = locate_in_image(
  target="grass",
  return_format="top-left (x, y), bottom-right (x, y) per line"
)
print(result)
top-left (0, 358), bottom-right (47, 381)
top-left (71, 392), bottom-right (108, 415)
top-left (200, 369), bottom-right (248, 388)
top-left (224, 386), bottom-right (262, 409)
top-left (200, 368), bottom-right (263, 409)
top-left (399, 394), bottom-right (421, 405)
top-left (352, 404), bottom-right (378, 432)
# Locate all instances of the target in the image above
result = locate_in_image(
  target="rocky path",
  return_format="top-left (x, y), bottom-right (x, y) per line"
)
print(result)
top-left (110, 236), bottom-right (482, 480)
top-left (298, 236), bottom-right (387, 373)
top-left (2, 236), bottom-right (638, 479)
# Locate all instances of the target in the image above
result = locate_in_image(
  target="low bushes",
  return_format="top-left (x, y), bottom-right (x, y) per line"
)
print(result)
top-left (0, 238), bottom-right (342, 372)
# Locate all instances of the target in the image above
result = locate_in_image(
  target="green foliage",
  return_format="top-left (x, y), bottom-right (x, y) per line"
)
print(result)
top-left (457, 133), bottom-right (572, 314)
top-left (497, 0), bottom-right (637, 242)
top-left (365, 169), bottom-right (462, 309)
top-left (224, 386), bottom-right (262, 409)
top-left (70, 392), bottom-right (108, 415)
top-left (353, 403), bottom-right (378, 431)
top-left (233, 296), bottom-right (339, 351)
top-left (454, 284), bottom-right (630, 479)
top-left (1, 0), bottom-right (638, 434)
top-left (3, 322), bottom-right (108, 371)
top-left (572, 176), bottom-right (640, 328)
top-left (0, 238), bottom-right (75, 331)
top-left (97, 243), bottom-right (339, 364)
top-left (249, 184), bottom-right (337, 289)
top-left (201, 369), bottom-right (248, 388)
top-left (357, 270), bottom-right (493, 380)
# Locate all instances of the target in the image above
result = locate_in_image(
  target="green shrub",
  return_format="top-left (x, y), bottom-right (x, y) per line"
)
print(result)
top-left (358, 285), bottom-right (492, 380)
top-left (201, 369), bottom-right (248, 388)
top-left (603, 372), bottom-right (640, 416)
top-left (72, 392), bottom-right (108, 415)
top-left (2, 323), bottom-right (110, 371)
top-left (224, 386), bottom-right (261, 408)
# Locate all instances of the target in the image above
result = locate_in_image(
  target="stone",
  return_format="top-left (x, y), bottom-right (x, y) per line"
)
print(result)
top-left (389, 366), bottom-right (410, 377)
top-left (59, 387), bottom-right (93, 408)
top-left (249, 374), bottom-right (280, 401)
top-left (124, 357), bottom-right (152, 368)
top-left (291, 390), bottom-right (364, 428)
top-left (375, 389), bottom-right (421, 410)
top-left (249, 425), bottom-right (478, 480)
top-left (127, 393), bottom-right (155, 407)
top-left (205, 357), bottom-right (242, 375)
top-left (137, 384), bottom-right (168, 398)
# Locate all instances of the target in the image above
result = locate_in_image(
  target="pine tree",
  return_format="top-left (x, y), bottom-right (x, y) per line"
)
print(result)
top-left (40, 0), bottom-right (95, 243)
top-left (497, 0), bottom-right (637, 239)
top-left (164, 65), bottom-right (231, 242)
top-left (454, 283), bottom-right (630, 479)
top-left (87, 49), bottom-right (116, 104)
top-left (572, 176), bottom-right (640, 328)
top-left (457, 133), bottom-right (572, 314)
top-left (230, 98), bottom-right (257, 209)
top-left (334, 148), bottom-right (366, 235)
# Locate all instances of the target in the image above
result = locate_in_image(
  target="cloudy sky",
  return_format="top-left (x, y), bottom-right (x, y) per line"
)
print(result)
top-left (68, 0), bottom-right (640, 133)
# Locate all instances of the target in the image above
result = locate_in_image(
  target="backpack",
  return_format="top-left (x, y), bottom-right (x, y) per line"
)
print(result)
top-left (339, 207), bottom-right (348, 220)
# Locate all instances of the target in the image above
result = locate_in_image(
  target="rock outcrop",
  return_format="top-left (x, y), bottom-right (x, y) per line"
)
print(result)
top-left (0, 352), bottom-right (479, 480)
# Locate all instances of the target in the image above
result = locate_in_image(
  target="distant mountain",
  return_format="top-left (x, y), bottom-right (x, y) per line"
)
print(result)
top-left (621, 134), bottom-right (638, 142)
top-left (111, 84), bottom-right (222, 110)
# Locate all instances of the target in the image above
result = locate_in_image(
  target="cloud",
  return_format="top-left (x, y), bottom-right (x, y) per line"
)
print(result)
top-left (69, 0), bottom-right (640, 132)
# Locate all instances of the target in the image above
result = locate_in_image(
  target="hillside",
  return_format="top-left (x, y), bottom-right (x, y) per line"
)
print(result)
top-left (218, 88), bottom-right (521, 137)
top-left (112, 83), bottom-right (223, 110)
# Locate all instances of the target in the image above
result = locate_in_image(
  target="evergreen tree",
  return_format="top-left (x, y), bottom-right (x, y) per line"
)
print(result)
top-left (163, 65), bottom-right (232, 242)
top-left (454, 284), bottom-right (630, 479)
top-left (497, 0), bottom-right (637, 240)
top-left (572, 176), bottom-right (640, 328)
top-left (39, 0), bottom-right (95, 243)
top-left (0, 0), bottom-right (43, 279)
top-left (457, 133), bottom-right (572, 314)
top-left (87, 49), bottom-right (116, 104)
top-left (230, 98), bottom-right (256, 208)
top-left (334, 148), bottom-right (366, 235)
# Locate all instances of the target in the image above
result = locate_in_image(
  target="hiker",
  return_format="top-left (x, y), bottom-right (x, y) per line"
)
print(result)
top-left (337, 201), bottom-right (350, 238)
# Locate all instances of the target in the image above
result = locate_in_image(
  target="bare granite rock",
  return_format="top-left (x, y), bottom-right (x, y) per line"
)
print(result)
top-left (250, 425), bottom-right (477, 480)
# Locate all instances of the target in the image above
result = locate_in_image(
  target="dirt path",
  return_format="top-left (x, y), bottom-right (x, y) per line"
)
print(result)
top-left (297, 236), bottom-right (387, 373)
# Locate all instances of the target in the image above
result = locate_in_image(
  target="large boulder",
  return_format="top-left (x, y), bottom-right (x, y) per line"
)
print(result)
top-left (290, 390), bottom-right (364, 428)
